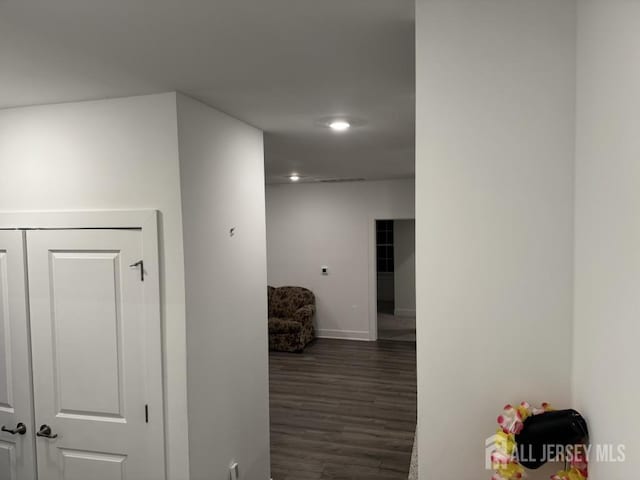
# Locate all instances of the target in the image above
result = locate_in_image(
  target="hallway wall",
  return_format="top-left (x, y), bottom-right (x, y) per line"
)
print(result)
top-left (177, 94), bottom-right (270, 480)
top-left (0, 92), bottom-right (273, 480)
top-left (0, 93), bottom-right (190, 479)
top-left (415, 1), bottom-right (576, 477)
top-left (573, 1), bottom-right (640, 477)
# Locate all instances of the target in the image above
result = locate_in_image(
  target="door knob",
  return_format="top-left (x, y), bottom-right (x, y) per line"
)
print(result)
top-left (36, 425), bottom-right (58, 439)
top-left (1, 423), bottom-right (27, 435)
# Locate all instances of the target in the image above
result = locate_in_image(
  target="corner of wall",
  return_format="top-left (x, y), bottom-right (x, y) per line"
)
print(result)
top-left (177, 97), bottom-right (270, 480)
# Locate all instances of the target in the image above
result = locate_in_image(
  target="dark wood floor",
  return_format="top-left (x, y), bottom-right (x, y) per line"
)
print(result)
top-left (269, 339), bottom-right (417, 480)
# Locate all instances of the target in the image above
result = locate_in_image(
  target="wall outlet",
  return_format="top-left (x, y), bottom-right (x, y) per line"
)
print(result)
top-left (229, 462), bottom-right (239, 480)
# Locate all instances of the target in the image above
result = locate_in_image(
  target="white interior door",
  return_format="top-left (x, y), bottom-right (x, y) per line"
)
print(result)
top-left (0, 231), bottom-right (37, 480)
top-left (27, 229), bottom-right (165, 480)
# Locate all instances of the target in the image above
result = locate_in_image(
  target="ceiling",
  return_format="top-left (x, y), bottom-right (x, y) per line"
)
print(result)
top-left (0, 0), bottom-right (415, 183)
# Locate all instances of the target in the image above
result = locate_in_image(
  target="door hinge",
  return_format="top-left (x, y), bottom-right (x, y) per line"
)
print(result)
top-left (129, 260), bottom-right (145, 282)
top-left (145, 404), bottom-right (149, 423)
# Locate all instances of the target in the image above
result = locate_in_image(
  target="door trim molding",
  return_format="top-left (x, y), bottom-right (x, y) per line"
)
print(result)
top-left (0, 210), bottom-right (166, 479)
top-left (0, 210), bottom-right (156, 231)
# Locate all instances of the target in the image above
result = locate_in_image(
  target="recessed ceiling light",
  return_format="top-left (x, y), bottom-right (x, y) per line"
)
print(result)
top-left (328, 120), bottom-right (351, 132)
top-left (289, 174), bottom-right (300, 182)
top-left (315, 116), bottom-right (365, 131)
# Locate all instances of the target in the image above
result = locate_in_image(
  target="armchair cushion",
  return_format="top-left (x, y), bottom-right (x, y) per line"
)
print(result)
top-left (268, 317), bottom-right (302, 334)
top-left (269, 286), bottom-right (315, 318)
top-left (267, 285), bottom-right (316, 352)
top-left (293, 304), bottom-right (315, 324)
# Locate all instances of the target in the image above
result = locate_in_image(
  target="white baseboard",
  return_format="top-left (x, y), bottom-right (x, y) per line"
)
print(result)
top-left (315, 329), bottom-right (371, 341)
top-left (394, 308), bottom-right (416, 317)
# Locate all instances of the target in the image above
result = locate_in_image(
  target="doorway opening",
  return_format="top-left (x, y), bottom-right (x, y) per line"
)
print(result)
top-left (375, 219), bottom-right (416, 342)
top-left (268, 209), bottom-right (418, 479)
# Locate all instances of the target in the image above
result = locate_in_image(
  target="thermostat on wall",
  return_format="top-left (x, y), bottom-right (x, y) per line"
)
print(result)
top-left (321, 266), bottom-right (329, 275)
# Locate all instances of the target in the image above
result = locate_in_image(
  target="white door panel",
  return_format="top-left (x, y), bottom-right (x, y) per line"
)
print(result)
top-left (0, 231), bottom-right (37, 480)
top-left (0, 440), bottom-right (17, 480)
top-left (60, 449), bottom-right (127, 480)
top-left (27, 229), bottom-right (165, 480)
top-left (49, 251), bottom-right (124, 420)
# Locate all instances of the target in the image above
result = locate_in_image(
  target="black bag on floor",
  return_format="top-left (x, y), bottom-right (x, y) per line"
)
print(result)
top-left (515, 409), bottom-right (589, 469)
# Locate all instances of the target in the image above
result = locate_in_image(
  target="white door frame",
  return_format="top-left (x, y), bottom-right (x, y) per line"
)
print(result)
top-left (0, 230), bottom-right (37, 480)
top-left (368, 216), bottom-right (415, 341)
top-left (0, 210), bottom-right (166, 478)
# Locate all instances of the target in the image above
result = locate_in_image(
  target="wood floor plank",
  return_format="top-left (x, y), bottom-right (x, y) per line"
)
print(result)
top-left (270, 339), bottom-right (417, 480)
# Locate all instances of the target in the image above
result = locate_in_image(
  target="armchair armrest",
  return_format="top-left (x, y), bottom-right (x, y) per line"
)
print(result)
top-left (293, 304), bottom-right (315, 324)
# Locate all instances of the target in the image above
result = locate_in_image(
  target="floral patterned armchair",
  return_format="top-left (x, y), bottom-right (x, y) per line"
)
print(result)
top-left (267, 286), bottom-right (316, 352)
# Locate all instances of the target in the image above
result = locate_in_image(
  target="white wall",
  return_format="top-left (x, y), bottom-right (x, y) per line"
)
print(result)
top-left (416, 1), bottom-right (576, 478)
top-left (394, 219), bottom-right (415, 316)
top-left (0, 93), bottom-right (190, 479)
top-left (266, 179), bottom-right (414, 340)
top-left (177, 94), bottom-right (270, 480)
top-left (574, 2), bottom-right (640, 477)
